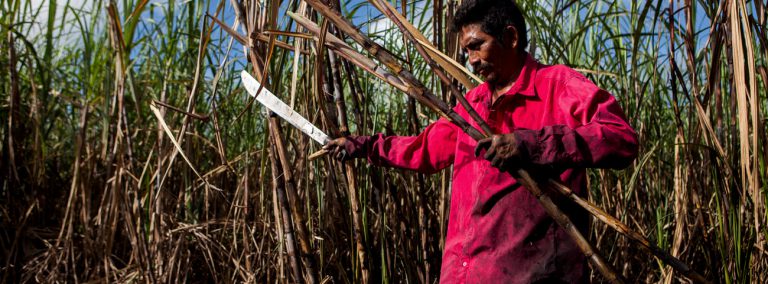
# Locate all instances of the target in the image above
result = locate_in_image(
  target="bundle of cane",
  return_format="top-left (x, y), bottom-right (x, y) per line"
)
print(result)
top-left (289, 1), bottom-right (710, 283)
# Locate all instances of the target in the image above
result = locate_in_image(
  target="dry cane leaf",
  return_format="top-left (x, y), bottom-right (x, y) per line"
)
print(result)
top-left (150, 102), bottom-right (212, 189)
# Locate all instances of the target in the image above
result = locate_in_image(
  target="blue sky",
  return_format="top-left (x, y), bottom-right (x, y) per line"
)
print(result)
top-left (25, 0), bottom-right (721, 49)
top-left (25, 0), bottom-right (723, 85)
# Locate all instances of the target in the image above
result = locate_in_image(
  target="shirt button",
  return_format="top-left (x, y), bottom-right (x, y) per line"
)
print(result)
top-left (462, 261), bottom-right (468, 267)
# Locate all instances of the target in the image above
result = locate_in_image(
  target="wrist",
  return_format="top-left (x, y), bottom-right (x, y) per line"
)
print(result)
top-left (512, 130), bottom-right (537, 165)
top-left (346, 135), bottom-right (370, 159)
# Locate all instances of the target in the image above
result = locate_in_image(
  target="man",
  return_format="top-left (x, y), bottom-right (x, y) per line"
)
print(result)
top-left (324, 0), bottom-right (638, 282)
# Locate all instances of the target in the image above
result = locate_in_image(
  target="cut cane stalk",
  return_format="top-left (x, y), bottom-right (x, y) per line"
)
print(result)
top-left (546, 179), bottom-right (711, 284)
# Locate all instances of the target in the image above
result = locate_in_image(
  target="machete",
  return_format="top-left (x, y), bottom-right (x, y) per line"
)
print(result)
top-left (241, 70), bottom-right (330, 159)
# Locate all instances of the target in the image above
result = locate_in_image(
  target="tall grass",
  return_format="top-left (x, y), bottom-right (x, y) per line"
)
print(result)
top-left (1, 0), bottom-right (766, 283)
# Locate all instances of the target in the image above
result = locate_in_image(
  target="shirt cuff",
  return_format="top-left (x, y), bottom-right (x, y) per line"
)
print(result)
top-left (513, 129), bottom-right (541, 165)
top-left (347, 135), bottom-right (371, 159)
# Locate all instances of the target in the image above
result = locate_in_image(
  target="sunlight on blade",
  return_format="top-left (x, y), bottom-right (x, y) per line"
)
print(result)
top-left (241, 71), bottom-right (331, 145)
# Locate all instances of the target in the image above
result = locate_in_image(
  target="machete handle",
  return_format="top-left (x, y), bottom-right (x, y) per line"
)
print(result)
top-left (308, 149), bottom-right (329, 161)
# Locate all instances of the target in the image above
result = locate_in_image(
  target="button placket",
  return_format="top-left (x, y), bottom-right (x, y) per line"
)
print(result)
top-left (460, 255), bottom-right (470, 268)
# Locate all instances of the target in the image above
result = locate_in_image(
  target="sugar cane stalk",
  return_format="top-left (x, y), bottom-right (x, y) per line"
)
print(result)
top-left (241, 5), bottom-right (318, 279)
top-left (270, 118), bottom-right (320, 284)
top-left (329, 47), bottom-right (370, 284)
top-left (288, 12), bottom-right (409, 92)
top-left (367, 0), bottom-right (495, 135)
top-left (546, 180), bottom-right (710, 283)
top-left (313, 15), bottom-right (370, 282)
top-left (302, 0), bottom-right (483, 139)
top-left (266, 132), bottom-right (303, 282)
top-left (367, 0), bottom-right (481, 89)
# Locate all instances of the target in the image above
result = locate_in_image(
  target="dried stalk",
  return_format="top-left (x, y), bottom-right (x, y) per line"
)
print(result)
top-left (270, 118), bottom-right (320, 284)
top-left (6, 28), bottom-right (21, 183)
top-left (302, 0), bottom-right (484, 140)
top-left (394, 2), bottom-right (431, 280)
top-left (546, 180), bottom-right (711, 283)
top-left (367, 0), bottom-right (492, 135)
top-left (288, 12), bottom-right (410, 92)
top-left (267, 134), bottom-right (304, 283)
top-left (249, 34), bottom-right (319, 284)
top-left (208, 13), bottom-right (309, 54)
top-left (729, 0), bottom-right (763, 252)
top-left (367, 0), bottom-right (480, 89)
top-left (312, 10), bottom-right (369, 281)
top-left (236, 2), bottom-right (318, 281)
top-left (328, 47), bottom-right (370, 284)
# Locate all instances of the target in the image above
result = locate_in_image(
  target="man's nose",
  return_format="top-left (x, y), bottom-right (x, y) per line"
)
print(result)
top-left (467, 52), bottom-right (480, 67)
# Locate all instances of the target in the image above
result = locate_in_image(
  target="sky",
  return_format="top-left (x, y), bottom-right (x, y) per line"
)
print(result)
top-left (22, 0), bottom-right (414, 45)
top-left (20, 0), bottom-right (721, 79)
top-left (22, 0), bottom-right (716, 52)
top-left (26, 0), bottom-right (97, 44)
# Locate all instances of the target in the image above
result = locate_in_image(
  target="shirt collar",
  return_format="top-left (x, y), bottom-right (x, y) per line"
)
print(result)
top-left (472, 53), bottom-right (539, 102)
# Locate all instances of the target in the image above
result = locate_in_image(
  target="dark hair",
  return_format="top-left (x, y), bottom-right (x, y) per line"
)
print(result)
top-left (451, 0), bottom-right (528, 52)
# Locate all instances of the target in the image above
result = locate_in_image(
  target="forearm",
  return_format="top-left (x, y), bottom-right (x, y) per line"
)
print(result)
top-left (356, 119), bottom-right (457, 174)
top-left (515, 122), bottom-right (638, 169)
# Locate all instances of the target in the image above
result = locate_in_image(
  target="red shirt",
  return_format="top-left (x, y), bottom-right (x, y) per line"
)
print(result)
top-left (357, 55), bottom-right (638, 283)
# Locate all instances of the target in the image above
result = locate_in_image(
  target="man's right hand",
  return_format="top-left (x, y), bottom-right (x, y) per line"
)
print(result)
top-left (323, 136), bottom-right (365, 161)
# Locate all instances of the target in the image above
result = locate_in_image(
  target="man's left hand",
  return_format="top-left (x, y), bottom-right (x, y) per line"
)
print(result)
top-left (474, 133), bottom-right (525, 171)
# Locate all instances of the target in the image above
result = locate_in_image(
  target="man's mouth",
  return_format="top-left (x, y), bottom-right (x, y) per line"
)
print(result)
top-left (474, 64), bottom-right (492, 77)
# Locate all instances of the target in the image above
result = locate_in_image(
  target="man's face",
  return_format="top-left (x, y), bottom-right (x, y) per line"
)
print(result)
top-left (459, 24), bottom-right (519, 84)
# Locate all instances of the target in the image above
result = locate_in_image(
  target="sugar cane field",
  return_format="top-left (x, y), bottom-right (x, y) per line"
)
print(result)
top-left (1, 0), bottom-right (767, 283)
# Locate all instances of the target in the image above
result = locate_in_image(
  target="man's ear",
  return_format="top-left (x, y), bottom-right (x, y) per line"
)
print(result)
top-left (502, 25), bottom-right (519, 50)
